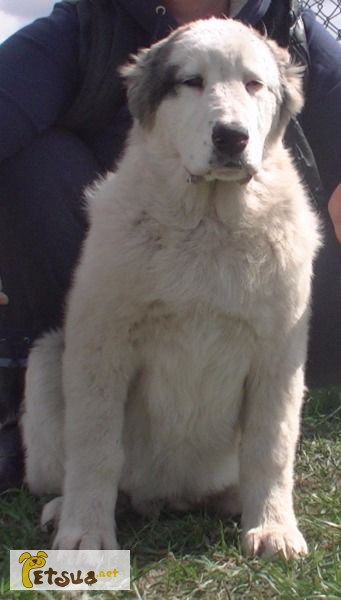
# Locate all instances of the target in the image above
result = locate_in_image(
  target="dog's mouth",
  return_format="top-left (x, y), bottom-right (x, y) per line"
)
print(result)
top-left (209, 156), bottom-right (254, 178)
top-left (207, 160), bottom-right (245, 180)
top-left (187, 161), bottom-right (254, 185)
top-left (220, 159), bottom-right (244, 170)
top-left (185, 151), bottom-right (258, 185)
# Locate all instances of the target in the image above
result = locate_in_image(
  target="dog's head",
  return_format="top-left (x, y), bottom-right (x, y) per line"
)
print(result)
top-left (121, 18), bottom-right (303, 183)
top-left (19, 551), bottom-right (48, 570)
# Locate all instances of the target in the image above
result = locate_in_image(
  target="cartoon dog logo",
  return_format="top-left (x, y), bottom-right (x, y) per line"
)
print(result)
top-left (19, 551), bottom-right (48, 588)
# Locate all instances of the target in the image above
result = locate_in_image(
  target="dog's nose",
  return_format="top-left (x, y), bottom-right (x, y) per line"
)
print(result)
top-left (212, 123), bottom-right (249, 157)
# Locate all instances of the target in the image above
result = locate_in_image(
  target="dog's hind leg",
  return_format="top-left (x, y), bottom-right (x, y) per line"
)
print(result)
top-left (21, 330), bottom-right (64, 495)
top-left (41, 496), bottom-right (63, 533)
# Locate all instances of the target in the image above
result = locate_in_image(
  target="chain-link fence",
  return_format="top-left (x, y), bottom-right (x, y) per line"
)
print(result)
top-left (301, 0), bottom-right (341, 40)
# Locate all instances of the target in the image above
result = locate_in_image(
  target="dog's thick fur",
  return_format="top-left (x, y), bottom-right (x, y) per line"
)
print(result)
top-left (22, 19), bottom-right (321, 558)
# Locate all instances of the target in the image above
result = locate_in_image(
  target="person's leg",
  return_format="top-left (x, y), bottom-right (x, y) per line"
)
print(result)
top-left (306, 213), bottom-right (341, 388)
top-left (0, 129), bottom-right (101, 491)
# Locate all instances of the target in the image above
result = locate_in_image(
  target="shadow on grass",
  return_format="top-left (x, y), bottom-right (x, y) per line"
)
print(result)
top-left (117, 507), bottom-right (240, 569)
top-left (302, 386), bottom-right (341, 439)
top-left (0, 487), bottom-right (241, 577)
top-left (0, 491), bottom-right (242, 597)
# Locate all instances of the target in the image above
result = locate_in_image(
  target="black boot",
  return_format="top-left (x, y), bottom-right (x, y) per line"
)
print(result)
top-left (0, 366), bottom-right (25, 492)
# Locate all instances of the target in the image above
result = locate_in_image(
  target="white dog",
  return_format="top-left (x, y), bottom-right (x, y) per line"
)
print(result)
top-left (22, 18), bottom-right (321, 558)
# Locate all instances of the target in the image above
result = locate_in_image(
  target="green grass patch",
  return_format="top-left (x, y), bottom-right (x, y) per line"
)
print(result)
top-left (0, 387), bottom-right (340, 599)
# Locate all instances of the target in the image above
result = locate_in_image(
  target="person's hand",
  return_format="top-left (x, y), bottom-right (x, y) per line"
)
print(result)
top-left (328, 183), bottom-right (341, 243)
top-left (0, 278), bottom-right (8, 305)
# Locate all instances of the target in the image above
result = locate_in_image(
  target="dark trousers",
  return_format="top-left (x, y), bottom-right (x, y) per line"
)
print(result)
top-left (0, 129), bottom-right (340, 387)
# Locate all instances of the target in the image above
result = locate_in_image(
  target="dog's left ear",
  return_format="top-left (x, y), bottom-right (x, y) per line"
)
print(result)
top-left (267, 40), bottom-right (305, 132)
top-left (19, 552), bottom-right (31, 563)
top-left (120, 35), bottom-right (179, 128)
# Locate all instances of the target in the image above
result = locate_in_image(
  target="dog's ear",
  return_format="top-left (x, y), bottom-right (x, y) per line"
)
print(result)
top-left (37, 551), bottom-right (48, 559)
top-left (120, 35), bottom-right (179, 128)
top-left (267, 40), bottom-right (305, 132)
top-left (19, 552), bottom-right (31, 563)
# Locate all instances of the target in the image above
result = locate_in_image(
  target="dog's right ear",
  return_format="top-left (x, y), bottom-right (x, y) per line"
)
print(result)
top-left (120, 35), bottom-right (179, 128)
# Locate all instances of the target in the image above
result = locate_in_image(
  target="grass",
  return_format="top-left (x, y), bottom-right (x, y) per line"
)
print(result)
top-left (0, 387), bottom-right (340, 599)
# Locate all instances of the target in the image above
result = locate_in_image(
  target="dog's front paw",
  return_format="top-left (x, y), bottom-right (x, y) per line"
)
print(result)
top-left (242, 525), bottom-right (308, 559)
top-left (52, 515), bottom-right (119, 550)
top-left (53, 526), bottom-right (119, 550)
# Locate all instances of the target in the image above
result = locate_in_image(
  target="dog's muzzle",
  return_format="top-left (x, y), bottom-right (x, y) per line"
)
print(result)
top-left (186, 122), bottom-right (254, 185)
top-left (209, 122), bottom-right (251, 179)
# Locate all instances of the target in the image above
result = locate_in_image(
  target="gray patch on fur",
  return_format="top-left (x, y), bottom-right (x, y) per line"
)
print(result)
top-left (121, 27), bottom-right (191, 127)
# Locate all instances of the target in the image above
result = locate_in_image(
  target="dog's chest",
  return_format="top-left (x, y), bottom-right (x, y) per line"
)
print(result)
top-left (124, 304), bottom-right (252, 491)
top-left (121, 210), bottom-right (287, 497)
top-left (143, 213), bottom-right (284, 329)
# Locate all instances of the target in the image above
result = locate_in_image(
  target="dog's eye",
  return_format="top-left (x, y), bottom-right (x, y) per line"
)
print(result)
top-left (245, 80), bottom-right (263, 94)
top-left (182, 76), bottom-right (204, 90)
